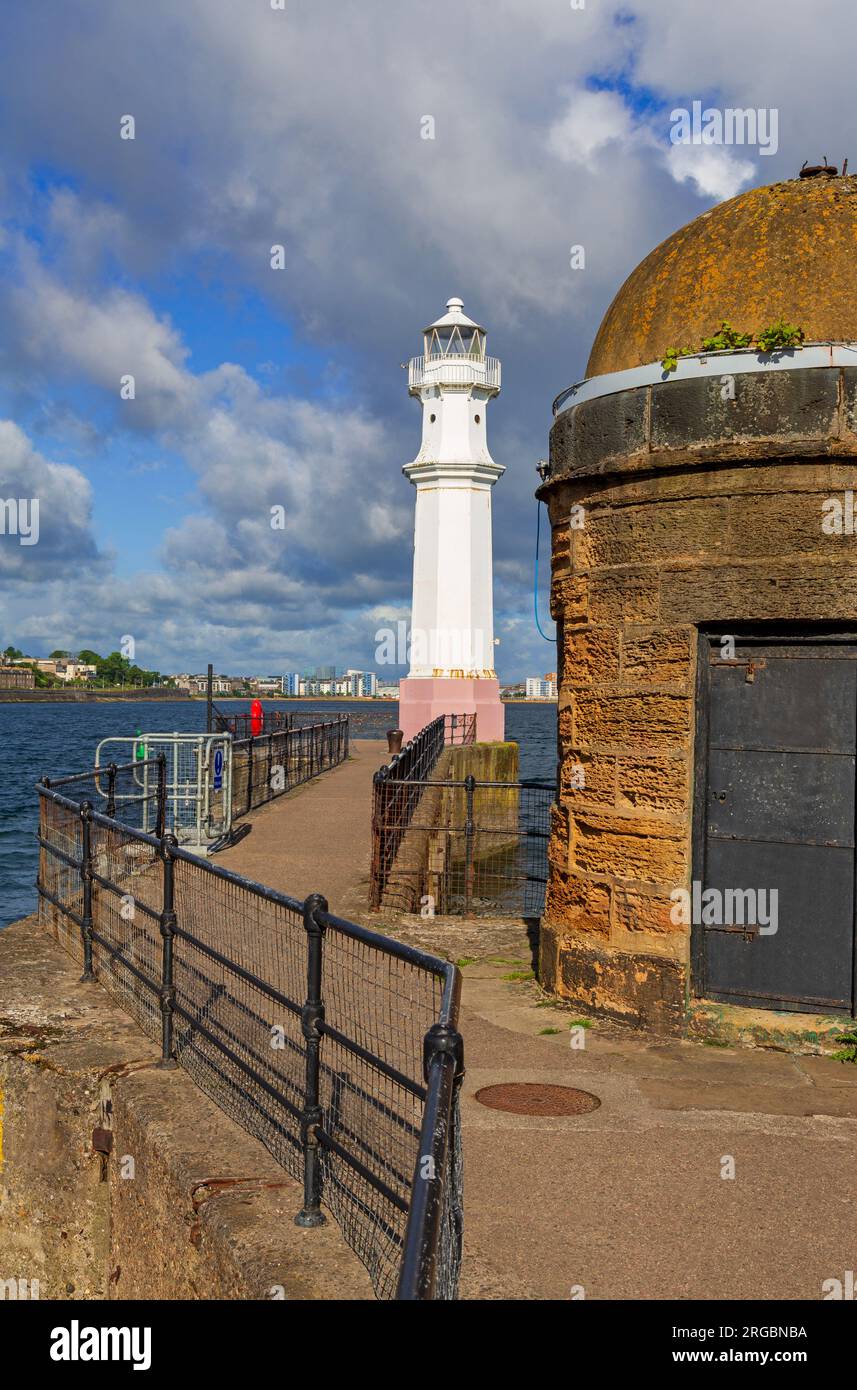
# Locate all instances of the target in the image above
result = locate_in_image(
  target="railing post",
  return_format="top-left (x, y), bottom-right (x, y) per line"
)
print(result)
top-left (296, 892), bottom-right (328, 1227)
top-left (79, 801), bottom-right (96, 982)
top-left (246, 736), bottom-right (254, 815)
top-left (397, 1020), bottom-right (465, 1300)
top-left (369, 769), bottom-right (387, 909)
top-left (155, 753), bottom-right (167, 837)
top-left (158, 834), bottom-right (179, 1069)
top-left (464, 775), bottom-right (476, 916)
top-left (105, 763), bottom-right (118, 819)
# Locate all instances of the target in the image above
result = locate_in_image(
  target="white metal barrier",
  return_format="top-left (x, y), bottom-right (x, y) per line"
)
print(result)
top-left (94, 732), bottom-right (233, 852)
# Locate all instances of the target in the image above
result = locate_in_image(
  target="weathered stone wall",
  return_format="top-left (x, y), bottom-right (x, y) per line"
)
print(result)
top-left (540, 365), bottom-right (857, 1035)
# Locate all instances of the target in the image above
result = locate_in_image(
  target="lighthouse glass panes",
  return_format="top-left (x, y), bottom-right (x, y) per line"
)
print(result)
top-left (424, 326), bottom-right (485, 360)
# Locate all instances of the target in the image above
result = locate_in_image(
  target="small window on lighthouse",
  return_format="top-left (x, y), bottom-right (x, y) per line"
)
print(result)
top-left (430, 413), bottom-right (436, 422)
top-left (474, 414), bottom-right (481, 424)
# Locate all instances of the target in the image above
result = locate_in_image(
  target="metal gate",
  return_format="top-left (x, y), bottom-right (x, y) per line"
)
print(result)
top-left (95, 733), bottom-right (233, 851)
top-left (693, 633), bottom-right (857, 1014)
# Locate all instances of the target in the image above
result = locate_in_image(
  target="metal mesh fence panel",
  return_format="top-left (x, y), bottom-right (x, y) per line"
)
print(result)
top-left (89, 816), bottom-right (164, 1038)
top-left (38, 794), bottom-right (84, 954)
top-left (316, 915), bottom-right (445, 1298)
top-left (170, 856), bottom-right (307, 1178)
top-left (373, 777), bottom-right (553, 916)
top-left (231, 717), bottom-right (348, 820)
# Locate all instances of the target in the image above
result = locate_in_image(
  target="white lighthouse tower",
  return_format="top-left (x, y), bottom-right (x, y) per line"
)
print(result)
top-left (398, 296), bottom-right (505, 743)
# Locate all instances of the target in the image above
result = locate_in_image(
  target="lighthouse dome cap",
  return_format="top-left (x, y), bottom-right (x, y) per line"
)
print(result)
top-left (423, 296), bottom-right (485, 334)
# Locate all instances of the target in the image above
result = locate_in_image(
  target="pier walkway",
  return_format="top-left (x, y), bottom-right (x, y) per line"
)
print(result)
top-left (216, 738), bottom-right (387, 920)
top-left (220, 739), bottom-right (857, 1302)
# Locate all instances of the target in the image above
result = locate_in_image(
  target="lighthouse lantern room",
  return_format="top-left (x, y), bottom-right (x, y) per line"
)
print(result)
top-left (398, 297), bottom-right (505, 743)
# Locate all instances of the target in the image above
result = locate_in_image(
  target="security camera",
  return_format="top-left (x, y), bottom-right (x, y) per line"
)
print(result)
top-left (536, 459), bottom-right (551, 482)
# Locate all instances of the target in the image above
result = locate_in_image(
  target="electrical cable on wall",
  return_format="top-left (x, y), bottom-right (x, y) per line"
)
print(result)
top-left (534, 499), bottom-right (557, 642)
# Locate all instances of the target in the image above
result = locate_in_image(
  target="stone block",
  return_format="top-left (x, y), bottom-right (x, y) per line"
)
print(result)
top-left (544, 869), bottom-right (611, 936)
top-left (562, 626), bottom-right (621, 686)
top-left (559, 750), bottom-right (616, 805)
top-left (575, 499), bottom-right (730, 570)
top-left (616, 753), bottom-right (689, 815)
top-left (572, 810), bottom-right (687, 883)
top-left (588, 571), bottom-right (660, 625)
top-left (556, 935), bottom-right (687, 1035)
top-left (659, 559), bottom-right (857, 624)
top-left (573, 690), bottom-right (691, 750)
top-left (621, 628), bottom-right (693, 686)
top-left (613, 884), bottom-right (685, 936)
top-left (651, 368), bottom-right (840, 452)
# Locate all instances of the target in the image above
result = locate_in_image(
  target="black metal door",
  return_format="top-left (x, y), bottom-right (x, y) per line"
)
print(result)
top-left (694, 635), bottom-right (857, 1014)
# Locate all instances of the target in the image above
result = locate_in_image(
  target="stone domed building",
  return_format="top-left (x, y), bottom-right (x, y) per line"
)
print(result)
top-left (538, 168), bottom-right (857, 1045)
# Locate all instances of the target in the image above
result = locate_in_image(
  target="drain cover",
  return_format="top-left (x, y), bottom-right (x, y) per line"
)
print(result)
top-left (474, 1083), bottom-right (600, 1116)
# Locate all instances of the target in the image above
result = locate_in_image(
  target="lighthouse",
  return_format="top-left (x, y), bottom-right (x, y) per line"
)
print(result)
top-left (397, 297), bottom-right (505, 743)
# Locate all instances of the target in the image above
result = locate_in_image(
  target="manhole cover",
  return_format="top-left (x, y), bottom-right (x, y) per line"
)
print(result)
top-left (474, 1083), bottom-right (601, 1116)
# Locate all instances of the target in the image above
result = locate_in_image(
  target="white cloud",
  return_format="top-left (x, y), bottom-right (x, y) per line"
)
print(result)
top-left (665, 141), bottom-right (756, 202)
top-left (0, 421), bottom-right (104, 580)
top-left (547, 90), bottom-right (636, 167)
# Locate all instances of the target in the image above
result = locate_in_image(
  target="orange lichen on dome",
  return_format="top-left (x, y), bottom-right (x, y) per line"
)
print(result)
top-left (586, 175), bottom-right (857, 377)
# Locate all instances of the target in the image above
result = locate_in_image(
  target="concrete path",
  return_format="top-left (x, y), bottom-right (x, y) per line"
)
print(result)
top-left (214, 749), bottom-right (857, 1301)
top-left (216, 738), bottom-right (387, 920)
top-left (453, 954), bottom-right (857, 1301)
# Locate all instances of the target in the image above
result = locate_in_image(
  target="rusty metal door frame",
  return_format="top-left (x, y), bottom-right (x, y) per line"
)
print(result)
top-left (692, 623), bottom-right (857, 1016)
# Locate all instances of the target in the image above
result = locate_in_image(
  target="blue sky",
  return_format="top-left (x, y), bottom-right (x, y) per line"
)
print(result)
top-left (0, 0), bottom-right (849, 679)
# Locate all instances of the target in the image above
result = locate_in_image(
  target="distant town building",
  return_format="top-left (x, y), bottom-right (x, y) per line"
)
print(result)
top-left (55, 660), bottom-right (97, 682)
top-left (343, 669), bottom-right (377, 697)
top-left (526, 674), bottom-right (558, 700)
top-left (0, 666), bottom-right (34, 689)
top-left (172, 667), bottom-right (387, 698)
top-left (177, 673), bottom-right (238, 695)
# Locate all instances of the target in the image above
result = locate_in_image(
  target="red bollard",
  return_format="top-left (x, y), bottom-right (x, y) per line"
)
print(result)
top-left (250, 698), bottom-right (264, 737)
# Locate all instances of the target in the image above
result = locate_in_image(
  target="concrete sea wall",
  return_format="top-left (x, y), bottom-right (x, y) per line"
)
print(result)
top-left (0, 916), bottom-right (371, 1300)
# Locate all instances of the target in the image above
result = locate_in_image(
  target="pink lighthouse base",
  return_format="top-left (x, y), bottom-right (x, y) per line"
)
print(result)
top-left (398, 677), bottom-right (505, 745)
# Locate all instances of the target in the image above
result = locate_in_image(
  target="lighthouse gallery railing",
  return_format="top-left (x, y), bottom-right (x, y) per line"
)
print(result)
top-left (408, 354), bottom-right (501, 391)
top-left (35, 761), bottom-right (464, 1301)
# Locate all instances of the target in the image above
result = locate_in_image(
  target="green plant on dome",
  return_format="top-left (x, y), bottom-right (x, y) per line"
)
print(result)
top-left (754, 318), bottom-right (806, 353)
top-left (700, 321), bottom-right (753, 353)
top-left (661, 344), bottom-right (694, 374)
top-left (661, 318), bottom-right (807, 377)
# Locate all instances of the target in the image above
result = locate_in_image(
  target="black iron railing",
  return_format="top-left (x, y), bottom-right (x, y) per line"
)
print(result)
top-left (370, 715), bottom-right (475, 909)
top-left (212, 707), bottom-right (294, 740)
top-left (35, 769), bottom-right (463, 1300)
top-left (372, 768), bottom-right (552, 917)
top-left (230, 714), bottom-right (349, 819)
